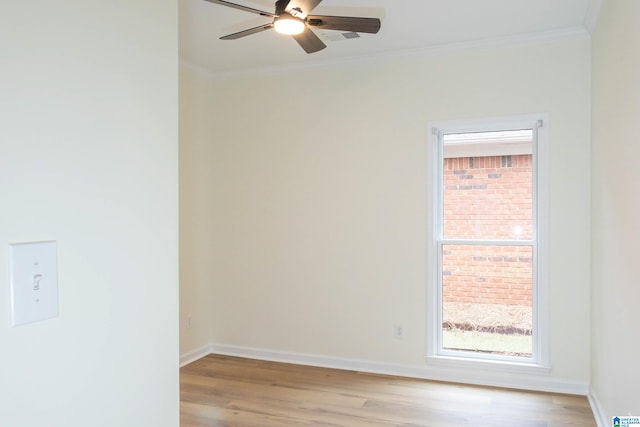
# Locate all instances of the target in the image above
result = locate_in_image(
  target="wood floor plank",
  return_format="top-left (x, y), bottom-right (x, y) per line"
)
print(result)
top-left (180, 354), bottom-right (596, 427)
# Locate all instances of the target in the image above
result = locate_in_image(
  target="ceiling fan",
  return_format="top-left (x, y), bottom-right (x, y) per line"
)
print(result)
top-left (204, 0), bottom-right (382, 54)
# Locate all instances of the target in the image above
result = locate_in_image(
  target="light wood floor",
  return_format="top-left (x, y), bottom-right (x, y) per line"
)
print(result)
top-left (181, 354), bottom-right (596, 427)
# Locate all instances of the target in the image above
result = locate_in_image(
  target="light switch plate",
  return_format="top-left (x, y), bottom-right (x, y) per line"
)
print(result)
top-left (9, 241), bottom-right (58, 326)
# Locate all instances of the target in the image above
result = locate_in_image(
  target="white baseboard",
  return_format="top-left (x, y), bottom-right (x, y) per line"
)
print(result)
top-left (206, 343), bottom-right (589, 396)
top-left (588, 386), bottom-right (608, 427)
top-left (180, 344), bottom-right (212, 367)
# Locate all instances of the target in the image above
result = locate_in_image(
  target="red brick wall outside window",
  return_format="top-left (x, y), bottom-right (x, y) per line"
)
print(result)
top-left (442, 154), bottom-right (533, 306)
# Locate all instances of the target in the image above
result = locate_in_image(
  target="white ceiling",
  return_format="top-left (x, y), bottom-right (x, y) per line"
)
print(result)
top-left (179, 0), bottom-right (598, 76)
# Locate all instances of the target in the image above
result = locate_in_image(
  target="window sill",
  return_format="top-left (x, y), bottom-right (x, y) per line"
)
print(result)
top-left (425, 354), bottom-right (550, 376)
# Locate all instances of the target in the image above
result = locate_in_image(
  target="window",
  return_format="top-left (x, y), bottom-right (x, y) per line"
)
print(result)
top-left (427, 115), bottom-right (549, 371)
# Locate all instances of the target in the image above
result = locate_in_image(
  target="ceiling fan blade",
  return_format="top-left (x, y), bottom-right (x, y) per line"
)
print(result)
top-left (286, 0), bottom-right (323, 17)
top-left (306, 15), bottom-right (381, 34)
top-left (220, 23), bottom-right (274, 40)
top-left (292, 27), bottom-right (326, 53)
top-left (203, 0), bottom-right (277, 18)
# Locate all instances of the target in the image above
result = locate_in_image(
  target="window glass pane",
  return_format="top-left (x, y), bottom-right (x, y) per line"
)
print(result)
top-left (443, 130), bottom-right (533, 240)
top-left (441, 244), bottom-right (533, 358)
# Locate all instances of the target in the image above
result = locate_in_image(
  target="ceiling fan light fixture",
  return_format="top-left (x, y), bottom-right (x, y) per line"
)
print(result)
top-left (274, 14), bottom-right (305, 35)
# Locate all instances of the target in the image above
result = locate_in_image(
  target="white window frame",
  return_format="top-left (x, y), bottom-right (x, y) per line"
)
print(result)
top-left (426, 114), bottom-right (550, 374)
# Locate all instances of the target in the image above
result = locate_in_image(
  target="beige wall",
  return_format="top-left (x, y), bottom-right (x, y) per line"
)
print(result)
top-left (591, 0), bottom-right (640, 422)
top-left (0, 1), bottom-right (179, 426)
top-left (180, 64), bottom-right (219, 354)
top-left (180, 36), bottom-right (591, 388)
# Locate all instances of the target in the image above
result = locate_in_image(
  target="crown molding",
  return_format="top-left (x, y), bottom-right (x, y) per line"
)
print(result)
top-left (584, 0), bottom-right (603, 34)
top-left (181, 26), bottom-right (590, 81)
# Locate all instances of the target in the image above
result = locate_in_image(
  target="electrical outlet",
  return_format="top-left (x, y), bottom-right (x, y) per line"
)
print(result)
top-left (186, 315), bottom-right (192, 330)
top-left (394, 324), bottom-right (404, 339)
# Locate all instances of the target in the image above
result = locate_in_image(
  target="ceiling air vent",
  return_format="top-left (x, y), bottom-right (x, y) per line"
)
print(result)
top-left (318, 31), bottom-right (361, 42)
top-left (341, 32), bottom-right (360, 39)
